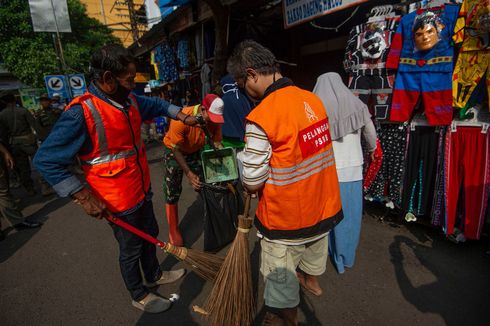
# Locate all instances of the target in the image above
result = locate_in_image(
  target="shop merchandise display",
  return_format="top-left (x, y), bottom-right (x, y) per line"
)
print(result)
top-left (387, 4), bottom-right (459, 125)
top-left (452, 0), bottom-right (490, 113)
top-left (345, 16), bottom-right (399, 120)
top-left (345, 1), bottom-right (490, 241)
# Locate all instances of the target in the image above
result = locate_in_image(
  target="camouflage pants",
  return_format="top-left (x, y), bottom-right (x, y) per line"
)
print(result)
top-left (163, 148), bottom-right (202, 204)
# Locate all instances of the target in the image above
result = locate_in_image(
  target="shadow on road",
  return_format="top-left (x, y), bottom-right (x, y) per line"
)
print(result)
top-left (28, 197), bottom-right (71, 223)
top-left (0, 226), bottom-right (41, 263)
top-left (0, 197), bottom-right (70, 263)
top-left (389, 231), bottom-right (489, 326)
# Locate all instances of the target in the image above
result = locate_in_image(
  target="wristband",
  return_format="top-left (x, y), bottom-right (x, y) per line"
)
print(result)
top-left (183, 115), bottom-right (190, 124)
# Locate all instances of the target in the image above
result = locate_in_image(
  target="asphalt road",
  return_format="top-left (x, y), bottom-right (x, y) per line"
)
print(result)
top-left (1, 143), bottom-right (489, 326)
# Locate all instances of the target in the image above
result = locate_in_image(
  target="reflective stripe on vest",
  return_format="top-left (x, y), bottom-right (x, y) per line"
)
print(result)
top-left (268, 149), bottom-right (335, 185)
top-left (80, 148), bottom-right (137, 166)
top-left (82, 98), bottom-right (141, 166)
top-left (85, 98), bottom-right (109, 157)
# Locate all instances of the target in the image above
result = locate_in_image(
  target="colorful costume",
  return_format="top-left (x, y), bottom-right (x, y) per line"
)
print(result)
top-left (387, 5), bottom-right (459, 125)
top-left (452, 0), bottom-right (490, 112)
top-left (345, 18), bottom-right (399, 120)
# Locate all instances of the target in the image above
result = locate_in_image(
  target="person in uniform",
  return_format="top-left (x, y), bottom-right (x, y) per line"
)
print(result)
top-left (0, 93), bottom-right (41, 196)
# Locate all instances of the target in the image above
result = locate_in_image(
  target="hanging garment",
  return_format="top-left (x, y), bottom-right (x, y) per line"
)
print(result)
top-left (349, 74), bottom-right (396, 120)
top-left (444, 127), bottom-right (490, 240)
top-left (154, 43), bottom-right (179, 82)
top-left (366, 124), bottom-right (408, 206)
top-left (201, 63), bottom-right (211, 99)
top-left (386, 4), bottom-right (459, 125)
top-left (344, 18), bottom-right (399, 76)
top-left (401, 126), bottom-right (440, 218)
top-left (364, 138), bottom-right (383, 190)
top-left (177, 39), bottom-right (190, 69)
top-left (453, 50), bottom-right (490, 112)
top-left (344, 18), bottom-right (399, 121)
top-left (431, 126), bottom-right (448, 226)
top-left (452, 0), bottom-right (490, 112)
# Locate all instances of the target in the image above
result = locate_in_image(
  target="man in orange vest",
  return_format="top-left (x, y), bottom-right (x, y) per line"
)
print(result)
top-left (34, 45), bottom-right (200, 313)
top-left (228, 40), bottom-right (344, 325)
top-left (162, 94), bottom-right (224, 246)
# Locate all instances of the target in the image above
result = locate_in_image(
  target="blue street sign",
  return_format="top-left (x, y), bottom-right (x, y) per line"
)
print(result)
top-left (44, 75), bottom-right (70, 99)
top-left (68, 74), bottom-right (87, 97)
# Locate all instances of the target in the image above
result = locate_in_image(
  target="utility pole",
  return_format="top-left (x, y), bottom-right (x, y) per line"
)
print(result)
top-left (99, 0), bottom-right (107, 25)
top-left (127, 0), bottom-right (139, 42)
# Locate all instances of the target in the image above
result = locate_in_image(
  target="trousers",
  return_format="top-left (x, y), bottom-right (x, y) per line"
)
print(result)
top-left (110, 199), bottom-right (162, 300)
top-left (0, 160), bottom-right (25, 229)
top-left (444, 127), bottom-right (490, 240)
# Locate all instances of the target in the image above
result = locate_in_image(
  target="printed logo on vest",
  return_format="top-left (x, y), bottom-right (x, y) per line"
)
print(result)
top-left (304, 102), bottom-right (318, 122)
top-left (298, 118), bottom-right (331, 158)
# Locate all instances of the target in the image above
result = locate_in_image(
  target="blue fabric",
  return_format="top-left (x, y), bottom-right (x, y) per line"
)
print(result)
top-left (33, 83), bottom-right (181, 203)
top-left (395, 4), bottom-right (459, 73)
top-left (154, 43), bottom-right (179, 82)
top-left (220, 74), bottom-right (253, 142)
top-left (177, 39), bottom-right (189, 69)
top-left (329, 180), bottom-right (363, 274)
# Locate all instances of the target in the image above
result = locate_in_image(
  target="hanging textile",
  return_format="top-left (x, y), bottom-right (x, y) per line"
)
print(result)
top-left (150, 50), bottom-right (160, 80)
top-left (401, 126), bottom-right (440, 219)
top-left (452, 0), bottom-right (490, 113)
top-left (177, 38), bottom-right (190, 69)
top-left (365, 123), bottom-right (408, 206)
top-left (431, 127), bottom-right (448, 227)
top-left (386, 4), bottom-right (460, 125)
top-left (201, 63), bottom-right (211, 99)
top-left (154, 43), bottom-right (179, 82)
top-left (344, 18), bottom-right (399, 120)
top-left (444, 127), bottom-right (490, 240)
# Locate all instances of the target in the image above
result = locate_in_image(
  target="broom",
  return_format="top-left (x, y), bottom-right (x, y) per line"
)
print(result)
top-left (201, 193), bottom-right (255, 325)
top-left (106, 213), bottom-right (224, 282)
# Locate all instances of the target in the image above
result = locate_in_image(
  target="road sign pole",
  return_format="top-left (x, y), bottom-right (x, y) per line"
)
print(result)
top-left (49, 0), bottom-right (72, 99)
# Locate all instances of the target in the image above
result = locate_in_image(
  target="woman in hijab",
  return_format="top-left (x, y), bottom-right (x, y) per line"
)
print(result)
top-left (313, 72), bottom-right (377, 274)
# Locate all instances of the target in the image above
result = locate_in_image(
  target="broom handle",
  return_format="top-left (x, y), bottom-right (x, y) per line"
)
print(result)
top-left (105, 213), bottom-right (166, 249)
top-left (243, 193), bottom-right (252, 217)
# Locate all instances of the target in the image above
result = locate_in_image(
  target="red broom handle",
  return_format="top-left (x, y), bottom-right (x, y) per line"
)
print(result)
top-left (105, 213), bottom-right (167, 249)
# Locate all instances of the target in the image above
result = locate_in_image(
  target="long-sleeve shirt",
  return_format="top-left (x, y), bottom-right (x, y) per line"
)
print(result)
top-left (0, 104), bottom-right (41, 145)
top-left (333, 118), bottom-right (377, 182)
top-left (33, 83), bottom-right (181, 200)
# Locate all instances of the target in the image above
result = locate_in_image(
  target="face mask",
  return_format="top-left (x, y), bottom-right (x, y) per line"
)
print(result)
top-left (112, 78), bottom-right (132, 100)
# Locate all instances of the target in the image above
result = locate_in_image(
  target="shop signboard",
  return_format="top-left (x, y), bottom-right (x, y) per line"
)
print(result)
top-left (283, 0), bottom-right (367, 29)
top-left (19, 88), bottom-right (43, 113)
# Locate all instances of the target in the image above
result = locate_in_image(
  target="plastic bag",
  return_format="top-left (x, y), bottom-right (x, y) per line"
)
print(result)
top-left (200, 181), bottom-right (244, 252)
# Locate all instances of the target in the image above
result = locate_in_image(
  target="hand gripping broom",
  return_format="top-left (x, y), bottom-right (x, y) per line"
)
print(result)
top-left (106, 213), bottom-right (224, 282)
top-left (201, 194), bottom-right (255, 325)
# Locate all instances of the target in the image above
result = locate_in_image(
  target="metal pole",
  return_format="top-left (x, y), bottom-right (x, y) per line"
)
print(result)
top-left (49, 0), bottom-right (72, 99)
top-left (49, 0), bottom-right (68, 73)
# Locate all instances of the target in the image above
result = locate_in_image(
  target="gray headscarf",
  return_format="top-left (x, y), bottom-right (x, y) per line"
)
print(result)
top-left (313, 72), bottom-right (372, 141)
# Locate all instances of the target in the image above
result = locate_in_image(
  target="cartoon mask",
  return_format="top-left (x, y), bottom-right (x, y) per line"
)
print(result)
top-left (413, 11), bottom-right (445, 51)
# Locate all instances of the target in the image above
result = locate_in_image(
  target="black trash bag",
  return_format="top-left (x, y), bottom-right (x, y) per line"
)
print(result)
top-left (200, 181), bottom-right (244, 252)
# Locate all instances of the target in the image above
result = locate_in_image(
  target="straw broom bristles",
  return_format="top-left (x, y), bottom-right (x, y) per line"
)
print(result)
top-left (203, 197), bottom-right (255, 326)
top-left (106, 213), bottom-right (224, 282)
top-left (164, 243), bottom-right (225, 282)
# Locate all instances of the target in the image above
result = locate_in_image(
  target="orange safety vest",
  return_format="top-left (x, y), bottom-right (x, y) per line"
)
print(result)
top-left (246, 85), bottom-right (343, 240)
top-left (65, 93), bottom-right (151, 213)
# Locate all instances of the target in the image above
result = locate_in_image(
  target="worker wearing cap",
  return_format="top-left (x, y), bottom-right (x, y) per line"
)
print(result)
top-left (162, 94), bottom-right (224, 246)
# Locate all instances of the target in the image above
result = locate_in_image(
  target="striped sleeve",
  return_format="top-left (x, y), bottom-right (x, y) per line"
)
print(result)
top-left (238, 122), bottom-right (272, 186)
